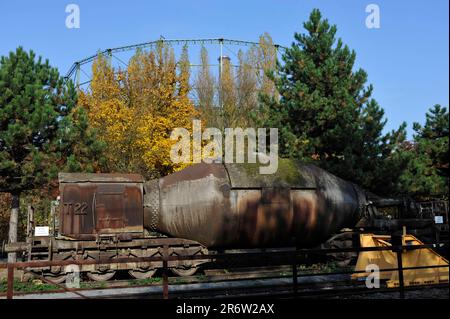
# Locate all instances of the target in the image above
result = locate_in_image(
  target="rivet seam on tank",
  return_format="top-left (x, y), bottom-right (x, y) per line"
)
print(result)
top-left (146, 179), bottom-right (160, 231)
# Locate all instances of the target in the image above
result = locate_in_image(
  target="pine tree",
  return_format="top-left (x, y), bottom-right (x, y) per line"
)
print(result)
top-left (0, 47), bottom-right (103, 261)
top-left (259, 9), bottom-right (407, 194)
top-left (413, 105), bottom-right (449, 178)
top-left (399, 105), bottom-right (449, 198)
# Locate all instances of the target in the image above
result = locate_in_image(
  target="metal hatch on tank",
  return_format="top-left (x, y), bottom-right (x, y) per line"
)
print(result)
top-left (144, 159), bottom-right (368, 248)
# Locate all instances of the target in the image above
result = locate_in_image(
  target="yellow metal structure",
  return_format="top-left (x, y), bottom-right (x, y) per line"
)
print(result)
top-left (352, 233), bottom-right (449, 288)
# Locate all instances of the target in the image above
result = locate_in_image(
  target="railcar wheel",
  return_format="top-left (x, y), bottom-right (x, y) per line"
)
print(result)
top-left (43, 272), bottom-right (67, 284)
top-left (171, 267), bottom-right (197, 277)
top-left (86, 271), bottom-right (116, 281)
top-left (128, 269), bottom-right (157, 279)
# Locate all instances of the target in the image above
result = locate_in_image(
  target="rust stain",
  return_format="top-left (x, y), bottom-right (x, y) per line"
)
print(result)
top-left (59, 173), bottom-right (143, 183)
top-left (59, 174), bottom-right (144, 239)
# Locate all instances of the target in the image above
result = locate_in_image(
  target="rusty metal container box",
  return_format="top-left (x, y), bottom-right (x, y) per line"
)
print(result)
top-left (58, 173), bottom-right (144, 239)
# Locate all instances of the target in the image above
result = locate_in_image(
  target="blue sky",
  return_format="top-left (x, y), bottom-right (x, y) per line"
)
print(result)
top-left (0, 0), bottom-right (448, 138)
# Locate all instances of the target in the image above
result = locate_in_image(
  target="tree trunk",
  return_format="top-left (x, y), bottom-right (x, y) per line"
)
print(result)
top-left (8, 192), bottom-right (19, 263)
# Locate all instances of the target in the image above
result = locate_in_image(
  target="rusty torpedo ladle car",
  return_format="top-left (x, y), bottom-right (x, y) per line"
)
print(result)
top-left (149, 160), bottom-right (368, 248)
top-left (5, 159), bottom-right (369, 281)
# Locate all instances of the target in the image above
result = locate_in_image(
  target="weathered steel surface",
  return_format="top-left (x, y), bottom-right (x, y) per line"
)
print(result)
top-left (149, 160), bottom-right (367, 248)
top-left (58, 173), bottom-right (144, 238)
top-left (58, 173), bottom-right (143, 183)
top-left (225, 161), bottom-right (317, 188)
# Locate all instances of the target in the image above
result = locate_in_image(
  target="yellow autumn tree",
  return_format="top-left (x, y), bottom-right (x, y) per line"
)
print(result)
top-left (195, 47), bottom-right (217, 128)
top-left (255, 32), bottom-right (278, 98)
top-left (79, 42), bottom-right (198, 178)
top-left (195, 33), bottom-right (278, 130)
top-left (220, 56), bottom-right (238, 128)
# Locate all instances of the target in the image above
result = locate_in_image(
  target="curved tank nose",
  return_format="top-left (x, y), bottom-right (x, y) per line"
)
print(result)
top-left (144, 160), bottom-right (368, 248)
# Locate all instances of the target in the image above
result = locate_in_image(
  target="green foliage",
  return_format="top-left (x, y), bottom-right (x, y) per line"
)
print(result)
top-left (0, 278), bottom-right (60, 293)
top-left (0, 47), bottom-right (105, 195)
top-left (413, 104), bottom-right (449, 178)
top-left (399, 105), bottom-right (449, 198)
top-left (258, 9), bottom-right (408, 195)
top-left (0, 193), bottom-right (11, 244)
top-left (128, 277), bottom-right (162, 286)
top-left (57, 105), bottom-right (107, 173)
top-left (0, 47), bottom-right (106, 245)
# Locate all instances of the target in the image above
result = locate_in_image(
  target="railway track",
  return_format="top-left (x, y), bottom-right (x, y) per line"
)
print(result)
top-left (0, 266), bottom-right (302, 297)
top-left (3, 279), bottom-right (447, 299)
top-left (1, 266), bottom-right (447, 299)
